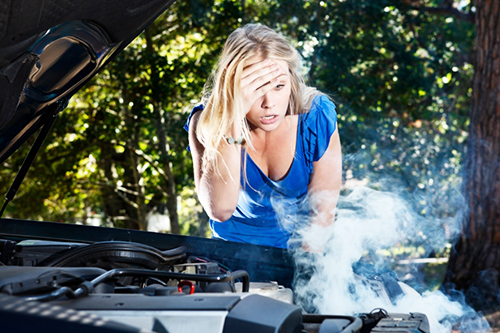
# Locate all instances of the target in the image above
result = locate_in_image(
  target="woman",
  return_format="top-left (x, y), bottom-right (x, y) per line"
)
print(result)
top-left (185, 24), bottom-right (341, 250)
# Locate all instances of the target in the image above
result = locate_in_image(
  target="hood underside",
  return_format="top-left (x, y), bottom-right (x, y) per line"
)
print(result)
top-left (0, 0), bottom-right (176, 164)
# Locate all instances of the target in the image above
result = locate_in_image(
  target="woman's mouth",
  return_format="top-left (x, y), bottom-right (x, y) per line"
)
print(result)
top-left (260, 114), bottom-right (278, 124)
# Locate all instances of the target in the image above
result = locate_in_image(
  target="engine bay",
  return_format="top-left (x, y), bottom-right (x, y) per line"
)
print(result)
top-left (0, 236), bottom-right (430, 333)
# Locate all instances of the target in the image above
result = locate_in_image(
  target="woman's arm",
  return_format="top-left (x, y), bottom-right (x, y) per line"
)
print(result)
top-left (189, 112), bottom-right (242, 222)
top-left (190, 59), bottom-right (285, 222)
top-left (304, 125), bottom-right (342, 251)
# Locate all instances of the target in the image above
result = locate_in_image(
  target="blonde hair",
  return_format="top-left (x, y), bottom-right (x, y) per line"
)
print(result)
top-left (197, 24), bottom-right (321, 173)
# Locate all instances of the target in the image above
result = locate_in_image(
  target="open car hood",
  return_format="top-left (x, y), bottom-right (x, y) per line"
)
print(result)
top-left (0, 0), bottom-right (176, 164)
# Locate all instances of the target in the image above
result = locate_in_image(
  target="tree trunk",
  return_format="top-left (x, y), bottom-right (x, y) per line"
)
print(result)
top-left (443, 0), bottom-right (500, 309)
top-left (145, 26), bottom-right (180, 234)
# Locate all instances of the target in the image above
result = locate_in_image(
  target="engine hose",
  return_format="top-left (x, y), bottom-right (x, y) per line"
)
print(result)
top-left (90, 268), bottom-right (250, 293)
top-left (42, 242), bottom-right (186, 268)
top-left (23, 268), bottom-right (250, 302)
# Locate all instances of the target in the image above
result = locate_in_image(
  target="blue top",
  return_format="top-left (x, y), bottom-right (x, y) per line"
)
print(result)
top-left (184, 95), bottom-right (337, 248)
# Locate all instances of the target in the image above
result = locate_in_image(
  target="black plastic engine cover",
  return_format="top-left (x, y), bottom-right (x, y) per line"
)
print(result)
top-left (0, 266), bottom-right (106, 295)
top-left (0, 293), bottom-right (143, 333)
top-left (223, 294), bottom-right (302, 333)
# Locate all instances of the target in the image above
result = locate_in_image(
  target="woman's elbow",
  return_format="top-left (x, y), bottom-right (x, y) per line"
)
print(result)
top-left (197, 188), bottom-right (238, 222)
top-left (208, 207), bottom-right (235, 222)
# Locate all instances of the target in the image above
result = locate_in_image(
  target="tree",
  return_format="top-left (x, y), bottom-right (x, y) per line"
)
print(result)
top-left (62, 7), bottom-right (217, 232)
top-left (443, 0), bottom-right (500, 310)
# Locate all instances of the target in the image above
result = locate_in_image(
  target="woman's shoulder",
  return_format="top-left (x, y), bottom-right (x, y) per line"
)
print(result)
top-left (183, 104), bottom-right (204, 132)
top-left (300, 94), bottom-right (338, 168)
top-left (302, 94), bottom-right (337, 128)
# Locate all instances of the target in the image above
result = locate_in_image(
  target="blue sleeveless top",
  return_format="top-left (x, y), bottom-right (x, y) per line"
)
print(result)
top-left (184, 95), bottom-right (337, 248)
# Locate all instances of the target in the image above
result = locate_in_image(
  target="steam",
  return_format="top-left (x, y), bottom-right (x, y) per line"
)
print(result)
top-left (283, 186), bottom-right (490, 333)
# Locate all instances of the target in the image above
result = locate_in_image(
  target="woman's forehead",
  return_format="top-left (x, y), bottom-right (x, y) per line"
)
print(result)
top-left (244, 56), bottom-right (289, 73)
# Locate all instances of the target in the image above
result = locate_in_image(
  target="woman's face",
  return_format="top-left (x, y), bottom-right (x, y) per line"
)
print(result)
top-left (245, 58), bottom-right (292, 132)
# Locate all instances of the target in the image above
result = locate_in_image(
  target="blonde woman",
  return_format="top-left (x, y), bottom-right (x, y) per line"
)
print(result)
top-left (185, 24), bottom-right (341, 250)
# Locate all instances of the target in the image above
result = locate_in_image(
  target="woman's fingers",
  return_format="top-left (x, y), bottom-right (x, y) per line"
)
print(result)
top-left (241, 60), bottom-right (281, 88)
top-left (241, 75), bottom-right (286, 115)
top-left (254, 72), bottom-right (285, 95)
top-left (242, 58), bottom-right (273, 73)
top-left (241, 70), bottom-right (282, 100)
top-left (239, 59), bottom-right (285, 113)
top-left (241, 59), bottom-right (274, 79)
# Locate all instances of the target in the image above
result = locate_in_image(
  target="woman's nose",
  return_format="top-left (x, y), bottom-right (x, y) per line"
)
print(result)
top-left (262, 93), bottom-right (275, 109)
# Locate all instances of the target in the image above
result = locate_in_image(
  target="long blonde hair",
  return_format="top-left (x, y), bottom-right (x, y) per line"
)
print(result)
top-left (197, 24), bottom-right (320, 173)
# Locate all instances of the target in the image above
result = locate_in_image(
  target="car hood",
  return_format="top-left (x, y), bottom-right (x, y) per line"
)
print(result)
top-left (0, 0), bottom-right (176, 164)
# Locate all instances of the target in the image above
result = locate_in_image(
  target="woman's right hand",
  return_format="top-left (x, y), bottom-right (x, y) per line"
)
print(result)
top-left (239, 59), bottom-right (285, 115)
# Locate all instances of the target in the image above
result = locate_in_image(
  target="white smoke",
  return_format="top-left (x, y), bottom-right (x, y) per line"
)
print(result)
top-left (289, 186), bottom-right (490, 333)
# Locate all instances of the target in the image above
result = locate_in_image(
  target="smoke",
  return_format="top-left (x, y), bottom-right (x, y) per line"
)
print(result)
top-left (286, 186), bottom-right (490, 333)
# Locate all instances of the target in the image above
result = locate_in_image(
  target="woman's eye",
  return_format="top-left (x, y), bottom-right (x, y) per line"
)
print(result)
top-left (275, 84), bottom-right (285, 90)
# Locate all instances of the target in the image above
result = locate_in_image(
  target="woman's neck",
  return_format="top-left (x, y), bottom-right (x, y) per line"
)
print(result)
top-left (247, 115), bottom-right (298, 181)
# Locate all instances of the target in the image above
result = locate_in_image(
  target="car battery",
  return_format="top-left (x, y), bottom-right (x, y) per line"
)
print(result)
top-left (371, 313), bottom-right (430, 333)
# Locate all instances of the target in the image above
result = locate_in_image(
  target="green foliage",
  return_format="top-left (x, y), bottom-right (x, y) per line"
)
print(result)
top-left (179, 187), bottom-right (210, 237)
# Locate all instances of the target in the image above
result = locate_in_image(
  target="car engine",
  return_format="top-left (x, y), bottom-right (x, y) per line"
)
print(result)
top-left (0, 238), bottom-right (430, 333)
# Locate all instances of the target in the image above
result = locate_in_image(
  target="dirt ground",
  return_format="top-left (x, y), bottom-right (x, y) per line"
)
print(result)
top-left (392, 260), bottom-right (500, 332)
top-left (485, 311), bottom-right (500, 332)
top-left (452, 310), bottom-right (500, 332)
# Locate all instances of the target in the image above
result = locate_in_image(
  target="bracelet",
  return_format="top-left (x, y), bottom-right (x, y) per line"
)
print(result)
top-left (224, 135), bottom-right (246, 145)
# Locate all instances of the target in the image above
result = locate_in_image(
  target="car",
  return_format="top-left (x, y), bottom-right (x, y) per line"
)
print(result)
top-left (0, 1), bottom-right (430, 332)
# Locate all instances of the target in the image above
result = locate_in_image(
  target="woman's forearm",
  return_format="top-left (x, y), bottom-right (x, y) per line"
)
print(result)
top-left (197, 139), bottom-right (242, 222)
top-left (303, 128), bottom-right (342, 251)
top-left (189, 113), bottom-right (242, 222)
